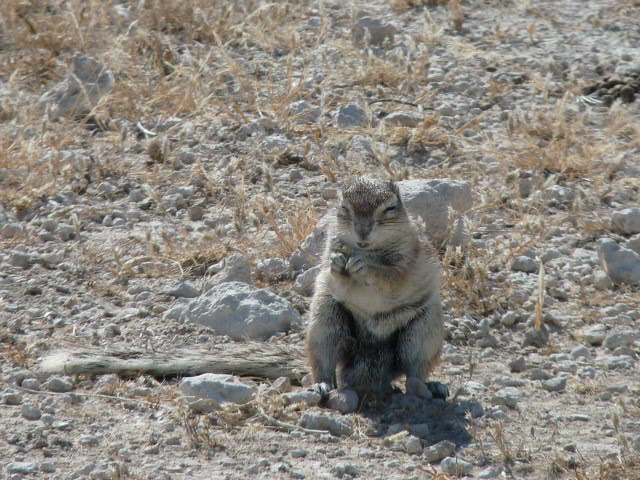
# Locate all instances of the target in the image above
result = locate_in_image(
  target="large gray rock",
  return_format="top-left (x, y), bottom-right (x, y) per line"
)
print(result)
top-left (184, 282), bottom-right (302, 340)
top-left (397, 178), bottom-right (473, 248)
top-left (598, 239), bottom-right (640, 285)
top-left (180, 373), bottom-right (255, 405)
top-left (39, 53), bottom-right (114, 119)
top-left (611, 208), bottom-right (640, 234)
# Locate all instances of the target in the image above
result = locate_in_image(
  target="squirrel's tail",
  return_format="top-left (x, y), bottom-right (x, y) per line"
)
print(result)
top-left (40, 343), bottom-right (307, 380)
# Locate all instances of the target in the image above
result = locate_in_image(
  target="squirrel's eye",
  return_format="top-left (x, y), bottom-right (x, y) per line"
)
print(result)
top-left (383, 205), bottom-right (397, 214)
top-left (338, 204), bottom-right (350, 216)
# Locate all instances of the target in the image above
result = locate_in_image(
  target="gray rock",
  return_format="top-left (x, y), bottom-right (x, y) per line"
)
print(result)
top-left (541, 377), bottom-right (566, 392)
top-left (570, 345), bottom-right (591, 359)
top-left (595, 355), bottom-right (634, 370)
top-left (523, 326), bottom-right (549, 348)
top-left (384, 111), bottom-right (424, 128)
top-left (43, 376), bottom-right (74, 393)
top-left (397, 178), bottom-right (473, 248)
top-left (286, 100), bottom-right (321, 124)
top-left (282, 390), bottom-right (322, 407)
top-left (79, 435), bottom-right (100, 447)
top-left (598, 239), bottom-right (640, 285)
top-left (478, 465), bottom-right (504, 478)
top-left (404, 435), bottom-right (423, 454)
top-left (9, 252), bottom-right (32, 269)
top-left (500, 311), bottom-right (518, 326)
top-left (492, 387), bottom-right (523, 409)
top-left (603, 329), bottom-right (637, 350)
top-left (326, 389), bottom-right (359, 414)
top-left (184, 282), bottom-right (302, 340)
top-left (180, 373), bottom-right (256, 405)
top-left (352, 17), bottom-right (397, 47)
top-left (21, 377), bottom-right (40, 390)
top-left (625, 234), bottom-right (640, 254)
top-left (40, 461), bottom-right (56, 473)
top-left (293, 265), bottom-right (321, 296)
top-left (38, 53), bottom-right (114, 119)
top-left (509, 356), bottom-right (527, 373)
top-left (7, 462), bottom-right (38, 474)
top-left (0, 223), bottom-right (23, 239)
top-left (511, 255), bottom-right (538, 273)
top-left (582, 324), bottom-right (607, 345)
top-left (299, 412), bottom-right (353, 436)
top-left (163, 280), bottom-right (200, 298)
top-left (268, 377), bottom-right (292, 395)
top-left (541, 248), bottom-right (563, 263)
top-left (291, 449), bottom-right (307, 458)
top-left (611, 208), bottom-right (640, 234)
top-left (205, 253), bottom-right (251, 286)
top-left (542, 185), bottom-right (575, 208)
top-left (335, 103), bottom-right (369, 129)
top-left (331, 462), bottom-right (359, 478)
top-left (2, 391), bottom-right (22, 405)
top-left (441, 457), bottom-right (473, 476)
top-left (22, 403), bottom-right (42, 420)
top-left (423, 440), bottom-right (455, 463)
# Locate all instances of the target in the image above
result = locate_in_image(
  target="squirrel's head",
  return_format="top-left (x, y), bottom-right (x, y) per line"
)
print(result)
top-left (336, 177), bottom-right (408, 249)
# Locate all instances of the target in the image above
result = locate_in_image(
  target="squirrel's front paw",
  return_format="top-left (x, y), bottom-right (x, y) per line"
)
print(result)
top-left (345, 254), bottom-right (368, 277)
top-left (330, 252), bottom-right (348, 274)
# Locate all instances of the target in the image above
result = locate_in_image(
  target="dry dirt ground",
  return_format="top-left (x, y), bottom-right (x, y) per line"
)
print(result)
top-left (1, 1), bottom-right (640, 479)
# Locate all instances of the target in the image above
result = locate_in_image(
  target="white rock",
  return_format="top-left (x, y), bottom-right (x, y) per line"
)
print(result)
top-left (205, 253), bottom-right (251, 286)
top-left (299, 412), bottom-right (353, 436)
top-left (611, 208), bottom-right (640, 234)
top-left (184, 282), bottom-right (302, 340)
top-left (7, 462), bottom-right (38, 474)
top-left (282, 390), bottom-right (321, 407)
top-left (598, 239), bottom-right (640, 285)
top-left (38, 53), bottom-right (114, 119)
top-left (163, 280), bottom-right (200, 298)
top-left (180, 373), bottom-right (255, 405)
top-left (397, 178), bottom-right (472, 248)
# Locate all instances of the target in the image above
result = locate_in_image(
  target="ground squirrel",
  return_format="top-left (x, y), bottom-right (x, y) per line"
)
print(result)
top-left (306, 177), bottom-right (446, 411)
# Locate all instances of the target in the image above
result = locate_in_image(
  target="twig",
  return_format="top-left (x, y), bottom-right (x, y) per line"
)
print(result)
top-left (15, 385), bottom-right (175, 411)
top-left (368, 98), bottom-right (419, 107)
top-left (256, 404), bottom-right (325, 435)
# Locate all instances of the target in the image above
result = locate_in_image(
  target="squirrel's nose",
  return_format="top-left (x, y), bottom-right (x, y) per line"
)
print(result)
top-left (357, 241), bottom-right (370, 249)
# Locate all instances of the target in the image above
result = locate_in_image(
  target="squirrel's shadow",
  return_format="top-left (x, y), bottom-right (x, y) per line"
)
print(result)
top-left (357, 393), bottom-right (477, 448)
